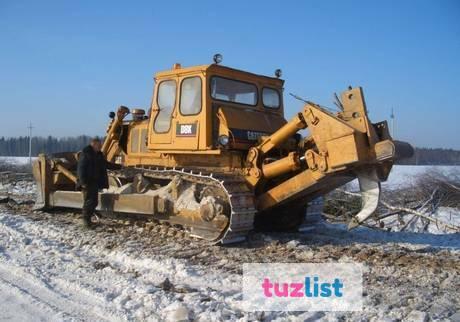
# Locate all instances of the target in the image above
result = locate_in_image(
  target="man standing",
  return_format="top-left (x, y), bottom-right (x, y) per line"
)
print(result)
top-left (77, 138), bottom-right (109, 228)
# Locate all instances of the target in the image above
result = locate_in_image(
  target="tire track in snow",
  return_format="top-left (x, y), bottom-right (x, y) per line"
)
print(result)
top-left (0, 263), bottom-right (96, 322)
top-left (0, 274), bottom-right (59, 322)
top-left (0, 214), bottom-right (125, 321)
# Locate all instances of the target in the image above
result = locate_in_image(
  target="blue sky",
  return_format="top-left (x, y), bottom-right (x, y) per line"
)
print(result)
top-left (0, 0), bottom-right (459, 148)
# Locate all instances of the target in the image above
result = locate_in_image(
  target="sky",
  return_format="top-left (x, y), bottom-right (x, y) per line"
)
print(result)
top-left (0, 0), bottom-right (459, 149)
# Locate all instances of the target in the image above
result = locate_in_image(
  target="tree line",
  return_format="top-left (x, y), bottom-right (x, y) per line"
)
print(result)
top-left (0, 136), bottom-right (93, 156)
top-left (0, 136), bottom-right (459, 165)
top-left (397, 147), bottom-right (460, 165)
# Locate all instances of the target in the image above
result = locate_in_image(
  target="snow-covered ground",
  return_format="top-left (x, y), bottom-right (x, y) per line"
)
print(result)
top-left (0, 156), bottom-right (36, 166)
top-left (373, 206), bottom-right (460, 235)
top-left (384, 165), bottom-right (459, 189)
top-left (0, 164), bottom-right (459, 321)
top-left (0, 210), bottom-right (242, 321)
top-left (346, 165), bottom-right (460, 190)
top-left (0, 206), bottom-right (458, 321)
top-left (344, 165), bottom-right (460, 235)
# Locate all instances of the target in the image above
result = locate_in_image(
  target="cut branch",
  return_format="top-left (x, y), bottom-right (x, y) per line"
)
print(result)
top-left (337, 189), bottom-right (460, 232)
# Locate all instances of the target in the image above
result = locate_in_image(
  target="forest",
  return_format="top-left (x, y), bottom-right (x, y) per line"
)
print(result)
top-left (0, 136), bottom-right (93, 157)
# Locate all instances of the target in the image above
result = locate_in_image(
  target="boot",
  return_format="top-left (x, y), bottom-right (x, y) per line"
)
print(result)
top-left (82, 211), bottom-right (93, 229)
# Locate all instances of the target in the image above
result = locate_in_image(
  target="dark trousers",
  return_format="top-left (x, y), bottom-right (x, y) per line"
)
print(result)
top-left (82, 185), bottom-right (99, 222)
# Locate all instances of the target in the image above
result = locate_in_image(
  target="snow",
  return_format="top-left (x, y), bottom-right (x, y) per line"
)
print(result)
top-left (342, 165), bottom-right (460, 235)
top-left (315, 221), bottom-right (460, 249)
top-left (0, 180), bottom-right (35, 196)
top-left (0, 156), bottom-right (36, 165)
top-left (384, 165), bottom-right (460, 189)
top-left (0, 206), bottom-right (458, 321)
top-left (0, 210), bottom-right (244, 321)
top-left (0, 163), bottom-right (459, 320)
top-left (346, 165), bottom-right (460, 190)
top-left (373, 206), bottom-right (460, 235)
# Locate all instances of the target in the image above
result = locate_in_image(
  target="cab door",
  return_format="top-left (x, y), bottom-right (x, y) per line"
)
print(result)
top-left (150, 79), bottom-right (177, 145)
top-left (171, 76), bottom-right (202, 150)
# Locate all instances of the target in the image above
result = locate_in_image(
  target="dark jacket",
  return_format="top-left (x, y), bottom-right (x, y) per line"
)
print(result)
top-left (77, 145), bottom-right (109, 189)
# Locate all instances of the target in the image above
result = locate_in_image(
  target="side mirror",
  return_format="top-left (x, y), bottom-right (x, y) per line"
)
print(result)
top-left (109, 111), bottom-right (116, 119)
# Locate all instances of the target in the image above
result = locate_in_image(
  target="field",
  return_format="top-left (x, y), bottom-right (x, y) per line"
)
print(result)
top-left (0, 160), bottom-right (459, 321)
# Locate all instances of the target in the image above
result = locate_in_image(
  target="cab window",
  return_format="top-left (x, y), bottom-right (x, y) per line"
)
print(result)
top-left (180, 77), bottom-right (202, 115)
top-left (210, 76), bottom-right (257, 106)
top-left (154, 80), bottom-right (176, 133)
top-left (262, 87), bottom-right (280, 109)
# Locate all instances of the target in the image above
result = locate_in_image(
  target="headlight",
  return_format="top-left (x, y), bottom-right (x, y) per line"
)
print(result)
top-left (218, 135), bottom-right (229, 146)
top-left (213, 53), bottom-right (223, 64)
top-left (274, 68), bottom-right (282, 78)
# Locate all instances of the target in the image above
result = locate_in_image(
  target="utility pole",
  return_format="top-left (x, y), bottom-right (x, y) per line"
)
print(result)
top-left (390, 108), bottom-right (395, 138)
top-left (28, 122), bottom-right (33, 165)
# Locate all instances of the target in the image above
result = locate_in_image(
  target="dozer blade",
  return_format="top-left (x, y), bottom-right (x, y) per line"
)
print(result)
top-left (348, 168), bottom-right (381, 229)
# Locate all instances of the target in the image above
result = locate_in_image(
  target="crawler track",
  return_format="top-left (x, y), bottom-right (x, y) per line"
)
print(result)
top-left (114, 167), bottom-right (257, 244)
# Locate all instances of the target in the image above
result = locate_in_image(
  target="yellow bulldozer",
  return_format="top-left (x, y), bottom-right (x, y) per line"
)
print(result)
top-left (33, 56), bottom-right (413, 243)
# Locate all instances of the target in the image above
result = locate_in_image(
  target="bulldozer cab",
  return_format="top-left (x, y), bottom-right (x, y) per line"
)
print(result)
top-left (141, 64), bottom-right (286, 153)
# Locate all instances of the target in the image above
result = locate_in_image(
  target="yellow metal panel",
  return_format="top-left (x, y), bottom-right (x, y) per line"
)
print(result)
top-left (130, 129), bottom-right (139, 153)
top-left (326, 135), bottom-right (359, 169)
